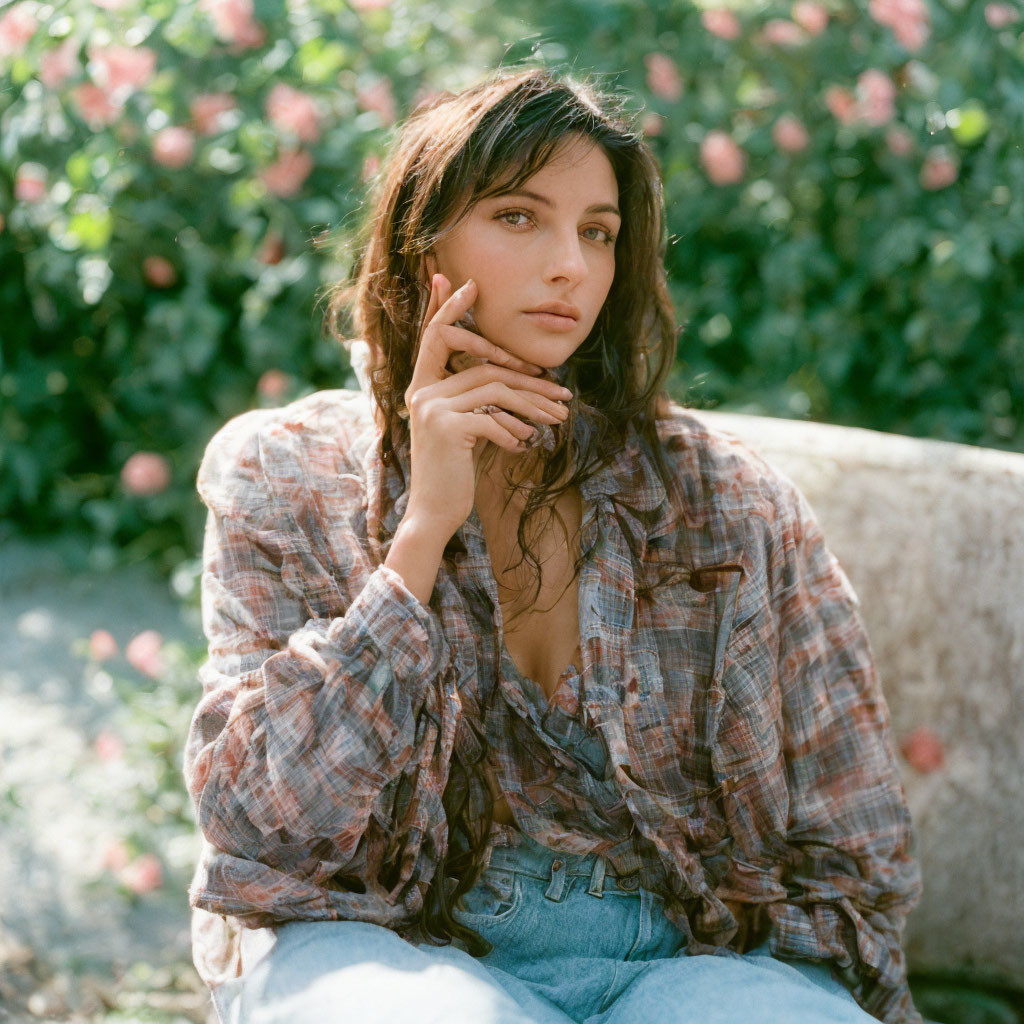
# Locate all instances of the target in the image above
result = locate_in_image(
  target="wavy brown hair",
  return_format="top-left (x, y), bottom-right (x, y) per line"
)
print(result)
top-left (323, 65), bottom-right (681, 956)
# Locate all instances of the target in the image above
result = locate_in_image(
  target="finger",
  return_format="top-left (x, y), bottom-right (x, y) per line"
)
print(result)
top-left (448, 383), bottom-right (568, 425)
top-left (420, 273), bottom-right (452, 335)
top-left (435, 324), bottom-right (546, 377)
top-left (411, 275), bottom-right (460, 387)
top-left (431, 359), bottom-right (575, 405)
top-left (421, 274), bottom-right (441, 328)
top-left (478, 407), bottom-right (541, 442)
top-left (442, 328), bottom-right (545, 378)
top-left (471, 411), bottom-right (537, 451)
top-left (434, 277), bottom-right (477, 326)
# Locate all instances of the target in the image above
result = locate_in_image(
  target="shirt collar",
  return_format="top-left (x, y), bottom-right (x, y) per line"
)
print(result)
top-left (350, 342), bottom-right (679, 561)
top-left (361, 404), bottom-right (677, 565)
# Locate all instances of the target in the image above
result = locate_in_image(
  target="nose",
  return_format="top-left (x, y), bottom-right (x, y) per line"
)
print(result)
top-left (543, 227), bottom-right (588, 286)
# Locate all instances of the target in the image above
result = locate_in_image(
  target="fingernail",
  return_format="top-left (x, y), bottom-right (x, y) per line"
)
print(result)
top-left (558, 387), bottom-right (573, 399)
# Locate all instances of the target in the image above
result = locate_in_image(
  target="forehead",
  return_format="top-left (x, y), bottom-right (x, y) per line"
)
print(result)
top-left (489, 135), bottom-right (619, 204)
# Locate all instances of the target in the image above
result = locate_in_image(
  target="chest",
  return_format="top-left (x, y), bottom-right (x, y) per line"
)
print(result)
top-left (476, 485), bottom-right (584, 704)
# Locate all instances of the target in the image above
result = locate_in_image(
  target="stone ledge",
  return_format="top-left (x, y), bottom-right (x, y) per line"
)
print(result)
top-left (694, 410), bottom-right (1024, 985)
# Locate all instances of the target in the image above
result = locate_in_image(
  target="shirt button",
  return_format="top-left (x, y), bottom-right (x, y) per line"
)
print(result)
top-left (551, 860), bottom-right (564, 871)
top-left (617, 873), bottom-right (640, 891)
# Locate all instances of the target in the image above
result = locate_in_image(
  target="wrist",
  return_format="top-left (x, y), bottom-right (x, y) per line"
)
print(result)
top-left (384, 513), bottom-right (451, 607)
top-left (394, 509), bottom-right (456, 549)
top-left (399, 502), bottom-right (461, 545)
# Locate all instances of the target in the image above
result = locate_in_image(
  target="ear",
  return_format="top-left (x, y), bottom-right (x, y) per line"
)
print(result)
top-left (421, 250), bottom-right (439, 284)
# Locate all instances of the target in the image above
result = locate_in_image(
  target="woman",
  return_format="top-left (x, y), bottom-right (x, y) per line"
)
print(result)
top-left (184, 68), bottom-right (923, 1024)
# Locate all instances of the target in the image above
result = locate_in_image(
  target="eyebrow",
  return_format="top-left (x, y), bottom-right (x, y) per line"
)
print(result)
top-left (492, 187), bottom-right (621, 220)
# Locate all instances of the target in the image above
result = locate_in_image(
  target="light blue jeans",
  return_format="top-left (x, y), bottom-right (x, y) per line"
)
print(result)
top-left (211, 832), bottom-right (875, 1023)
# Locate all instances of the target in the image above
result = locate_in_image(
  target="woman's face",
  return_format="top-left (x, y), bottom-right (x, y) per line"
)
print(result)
top-left (424, 134), bottom-right (620, 369)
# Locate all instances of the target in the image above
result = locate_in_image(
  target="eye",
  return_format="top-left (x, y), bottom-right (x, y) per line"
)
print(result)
top-left (582, 225), bottom-right (617, 245)
top-left (496, 209), bottom-right (533, 229)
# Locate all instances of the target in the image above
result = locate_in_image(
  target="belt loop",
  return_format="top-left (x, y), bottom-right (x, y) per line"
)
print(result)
top-left (544, 857), bottom-right (569, 902)
top-left (586, 856), bottom-right (606, 898)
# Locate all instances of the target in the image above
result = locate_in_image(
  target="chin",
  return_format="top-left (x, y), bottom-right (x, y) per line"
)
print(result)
top-left (501, 337), bottom-right (583, 368)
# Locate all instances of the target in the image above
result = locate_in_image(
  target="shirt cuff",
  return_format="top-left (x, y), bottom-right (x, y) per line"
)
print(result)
top-left (335, 564), bottom-right (449, 695)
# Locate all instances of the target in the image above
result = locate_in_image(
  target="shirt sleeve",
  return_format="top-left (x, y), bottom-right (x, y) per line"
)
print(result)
top-left (183, 409), bottom-right (455, 929)
top-left (765, 483), bottom-right (923, 1024)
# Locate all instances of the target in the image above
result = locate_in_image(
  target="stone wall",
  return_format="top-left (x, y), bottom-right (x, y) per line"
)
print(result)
top-left (697, 410), bottom-right (1024, 986)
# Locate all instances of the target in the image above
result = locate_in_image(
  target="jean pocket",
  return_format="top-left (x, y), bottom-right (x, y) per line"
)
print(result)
top-left (452, 868), bottom-right (523, 927)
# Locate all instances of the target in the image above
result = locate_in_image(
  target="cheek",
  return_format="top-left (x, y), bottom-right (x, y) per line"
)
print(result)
top-left (590, 258), bottom-right (616, 308)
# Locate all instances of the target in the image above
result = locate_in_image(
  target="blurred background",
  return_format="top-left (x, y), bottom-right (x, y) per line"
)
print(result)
top-left (1, 0), bottom-right (1022, 1021)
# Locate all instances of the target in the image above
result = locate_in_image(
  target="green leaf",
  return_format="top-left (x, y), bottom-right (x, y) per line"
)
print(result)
top-left (67, 204), bottom-right (114, 251)
top-left (298, 38), bottom-right (351, 85)
top-left (948, 102), bottom-right (991, 146)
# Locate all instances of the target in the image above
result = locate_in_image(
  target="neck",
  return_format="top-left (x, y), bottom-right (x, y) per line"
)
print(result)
top-left (475, 447), bottom-right (538, 516)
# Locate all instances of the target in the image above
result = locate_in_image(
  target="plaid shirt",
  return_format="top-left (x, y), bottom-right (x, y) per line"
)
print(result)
top-left (184, 388), bottom-right (922, 1023)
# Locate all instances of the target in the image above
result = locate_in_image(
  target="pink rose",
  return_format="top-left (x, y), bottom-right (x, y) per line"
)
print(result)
top-left (120, 854), bottom-right (163, 894)
top-left (70, 83), bottom-right (122, 128)
top-left (869, 0), bottom-right (930, 51)
top-left (351, 0), bottom-right (392, 8)
top-left (201, 0), bottom-right (266, 51)
top-left (920, 150), bottom-right (958, 190)
top-left (121, 452), bottom-right (171, 496)
top-left (856, 68), bottom-right (897, 125)
top-left (760, 19), bottom-right (806, 46)
top-left (825, 85), bottom-right (858, 125)
top-left (256, 233), bottom-right (286, 265)
top-left (14, 163), bottom-right (47, 203)
top-left (356, 78), bottom-right (397, 124)
top-left (885, 125), bottom-right (914, 155)
top-left (143, 256), bottom-right (177, 288)
top-left (900, 726), bottom-right (945, 773)
top-left (125, 629), bottom-right (165, 678)
top-left (772, 114), bottom-right (810, 153)
top-left (190, 92), bottom-right (236, 135)
top-left (700, 130), bottom-right (746, 185)
top-left (701, 9), bottom-right (741, 40)
top-left (791, 1), bottom-right (829, 35)
top-left (94, 729), bottom-right (124, 762)
top-left (261, 148), bottom-right (314, 197)
top-left (87, 44), bottom-right (157, 101)
top-left (40, 38), bottom-right (80, 89)
top-left (258, 369), bottom-right (290, 399)
top-left (102, 839), bottom-right (130, 872)
top-left (266, 83), bottom-right (320, 143)
top-left (152, 126), bottom-right (195, 169)
top-left (360, 153), bottom-right (381, 182)
top-left (89, 629), bottom-right (119, 661)
top-left (0, 4), bottom-right (37, 58)
top-left (644, 52), bottom-right (684, 102)
top-left (984, 3), bottom-right (1021, 27)
top-left (640, 112), bottom-right (664, 138)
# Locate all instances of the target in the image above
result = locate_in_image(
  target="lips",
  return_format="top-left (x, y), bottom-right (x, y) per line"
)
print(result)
top-left (523, 311), bottom-right (579, 332)
top-left (525, 301), bottom-right (580, 320)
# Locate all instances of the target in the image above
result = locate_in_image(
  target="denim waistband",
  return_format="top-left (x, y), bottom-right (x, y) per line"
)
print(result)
top-left (483, 828), bottom-right (645, 900)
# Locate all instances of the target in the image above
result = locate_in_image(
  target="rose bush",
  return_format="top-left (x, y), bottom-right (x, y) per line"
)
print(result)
top-left (0, 0), bottom-right (1021, 572)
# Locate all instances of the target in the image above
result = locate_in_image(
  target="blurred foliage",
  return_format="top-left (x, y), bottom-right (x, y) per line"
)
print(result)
top-left (0, 0), bottom-right (1022, 573)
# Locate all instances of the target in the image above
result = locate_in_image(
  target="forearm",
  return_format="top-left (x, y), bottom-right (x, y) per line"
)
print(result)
top-left (384, 512), bottom-right (451, 607)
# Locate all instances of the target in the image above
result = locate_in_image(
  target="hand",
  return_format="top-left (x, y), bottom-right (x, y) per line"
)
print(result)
top-left (402, 274), bottom-right (574, 539)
